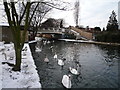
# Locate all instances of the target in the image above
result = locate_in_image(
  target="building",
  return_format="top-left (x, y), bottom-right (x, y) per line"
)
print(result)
top-left (118, 1), bottom-right (120, 29)
top-left (40, 18), bottom-right (63, 30)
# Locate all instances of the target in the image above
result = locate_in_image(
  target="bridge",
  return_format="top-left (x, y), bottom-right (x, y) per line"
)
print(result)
top-left (37, 31), bottom-right (63, 39)
top-left (37, 31), bottom-right (63, 34)
top-left (36, 27), bottom-right (93, 40)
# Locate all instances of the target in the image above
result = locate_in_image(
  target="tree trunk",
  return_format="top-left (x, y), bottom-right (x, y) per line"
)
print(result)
top-left (12, 45), bottom-right (22, 71)
top-left (4, 1), bottom-right (34, 71)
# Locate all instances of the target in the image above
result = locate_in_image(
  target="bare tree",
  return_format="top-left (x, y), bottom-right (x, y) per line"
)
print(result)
top-left (31, 3), bottom-right (52, 27)
top-left (3, 0), bottom-right (40, 71)
top-left (29, 2), bottom-right (52, 40)
top-left (20, 1), bottom-right (71, 40)
top-left (29, 1), bottom-right (70, 40)
top-left (3, 0), bottom-right (70, 71)
top-left (74, 0), bottom-right (80, 26)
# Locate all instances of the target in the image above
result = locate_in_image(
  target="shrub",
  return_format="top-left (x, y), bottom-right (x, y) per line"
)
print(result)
top-left (95, 31), bottom-right (120, 43)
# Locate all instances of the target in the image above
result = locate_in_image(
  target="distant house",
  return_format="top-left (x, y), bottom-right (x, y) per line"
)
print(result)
top-left (40, 18), bottom-right (63, 31)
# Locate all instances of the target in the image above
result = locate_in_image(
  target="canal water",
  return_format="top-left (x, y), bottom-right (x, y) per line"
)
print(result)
top-left (30, 40), bottom-right (120, 88)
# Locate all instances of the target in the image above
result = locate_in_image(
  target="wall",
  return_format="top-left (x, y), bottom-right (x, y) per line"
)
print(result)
top-left (1, 26), bottom-right (14, 42)
top-left (0, 26), bottom-right (28, 43)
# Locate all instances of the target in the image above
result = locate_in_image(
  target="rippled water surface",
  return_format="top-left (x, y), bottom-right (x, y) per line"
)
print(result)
top-left (30, 40), bottom-right (120, 88)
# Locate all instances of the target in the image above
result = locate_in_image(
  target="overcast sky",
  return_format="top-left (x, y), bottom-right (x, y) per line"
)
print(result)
top-left (0, 0), bottom-right (120, 29)
top-left (50, 0), bottom-right (120, 29)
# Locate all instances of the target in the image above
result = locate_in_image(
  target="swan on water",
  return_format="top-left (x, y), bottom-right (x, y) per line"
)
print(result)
top-left (47, 40), bottom-right (50, 44)
top-left (69, 64), bottom-right (80, 75)
top-left (62, 74), bottom-right (71, 88)
top-left (49, 46), bottom-right (53, 49)
top-left (44, 57), bottom-right (49, 64)
top-left (58, 59), bottom-right (64, 66)
top-left (35, 47), bottom-right (42, 52)
top-left (43, 40), bottom-right (46, 45)
top-left (53, 53), bottom-right (57, 59)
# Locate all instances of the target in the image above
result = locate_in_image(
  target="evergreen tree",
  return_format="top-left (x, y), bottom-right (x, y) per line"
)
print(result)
top-left (106, 10), bottom-right (118, 31)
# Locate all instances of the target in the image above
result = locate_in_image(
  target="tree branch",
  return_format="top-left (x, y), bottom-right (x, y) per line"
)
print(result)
top-left (19, 2), bottom-right (29, 25)
top-left (28, 2), bottom-right (39, 25)
top-left (22, 2), bottom-right (31, 47)
top-left (3, 1), bottom-right (17, 43)
top-left (41, 2), bottom-right (67, 11)
top-left (11, 2), bottom-right (19, 26)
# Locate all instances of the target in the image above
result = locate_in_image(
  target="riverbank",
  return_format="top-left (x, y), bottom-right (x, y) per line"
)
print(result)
top-left (0, 42), bottom-right (41, 89)
top-left (59, 39), bottom-right (120, 46)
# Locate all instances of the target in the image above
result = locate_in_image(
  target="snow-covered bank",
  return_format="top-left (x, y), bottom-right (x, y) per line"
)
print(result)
top-left (58, 39), bottom-right (94, 43)
top-left (28, 37), bottom-right (42, 44)
top-left (0, 42), bottom-right (41, 88)
top-left (58, 39), bottom-right (120, 46)
top-left (0, 64), bottom-right (1, 90)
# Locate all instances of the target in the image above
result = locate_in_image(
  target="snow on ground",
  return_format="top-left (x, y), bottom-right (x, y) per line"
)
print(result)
top-left (0, 52), bottom-right (2, 90)
top-left (0, 42), bottom-right (5, 90)
top-left (0, 42), bottom-right (41, 89)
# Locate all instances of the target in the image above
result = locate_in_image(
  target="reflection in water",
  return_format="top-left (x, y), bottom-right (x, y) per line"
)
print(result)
top-left (30, 40), bottom-right (119, 88)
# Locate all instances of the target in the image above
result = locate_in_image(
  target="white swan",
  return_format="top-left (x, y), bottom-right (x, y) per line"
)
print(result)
top-left (43, 40), bottom-right (47, 45)
top-left (53, 53), bottom-right (57, 59)
top-left (49, 46), bottom-right (53, 49)
top-left (62, 75), bottom-right (71, 88)
top-left (35, 47), bottom-right (42, 52)
top-left (47, 40), bottom-right (50, 44)
top-left (58, 59), bottom-right (64, 66)
top-left (69, 64), bottom-right (80, 75)
top-left (44, 57), bottom-right (49, 64)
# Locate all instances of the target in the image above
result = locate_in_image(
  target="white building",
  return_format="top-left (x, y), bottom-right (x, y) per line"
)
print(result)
top-left (118, 1), bottom-right (120, 29)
